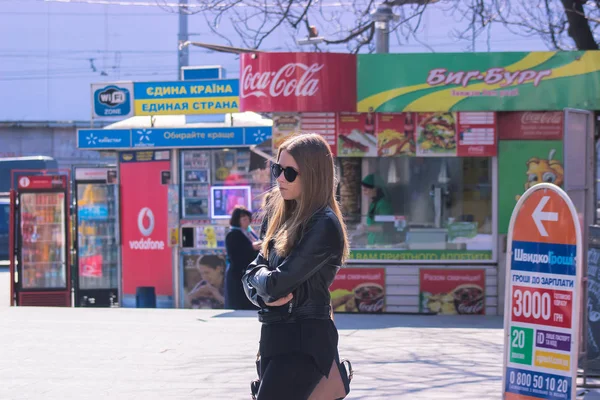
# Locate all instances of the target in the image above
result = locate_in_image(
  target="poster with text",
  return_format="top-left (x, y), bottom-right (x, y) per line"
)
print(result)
top-left (419, 269), bottom-right (485, 315)
top-left (376, 113), bottom-right (416, 156)
top-left (337, 112), bottom-right (378, 157)
top-left (330, 268), bottom-right (385, 313)
top-left (497, 140), bottom-right (564, 234)
top-left (300, 112), bottom-right (338, 156)
top-left (272, 114), bottom-right (301, 152)
top-left (415, 112), bottom-right (457, 156)
top-left (498, 111), bottom-right (563, 140)
top-left (181, 250), bottom-right (226, 309)
top-left (456, 112), bottom-right (497, 157)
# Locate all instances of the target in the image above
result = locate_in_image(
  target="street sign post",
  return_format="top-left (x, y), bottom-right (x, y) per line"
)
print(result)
top-left (503, 183), bottom-right (582, 400)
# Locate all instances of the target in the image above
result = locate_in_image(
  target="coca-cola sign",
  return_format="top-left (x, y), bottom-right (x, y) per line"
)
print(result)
top-left (242, 63), bottom-right (323, 99)
top-left (498, 111), bottom-right (563, 140)
top-left (240, 52), bottom-right (357, 113)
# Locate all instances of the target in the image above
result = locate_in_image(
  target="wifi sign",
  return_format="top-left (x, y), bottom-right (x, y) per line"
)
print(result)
top-left (92, 83), bottom-right (133, 119)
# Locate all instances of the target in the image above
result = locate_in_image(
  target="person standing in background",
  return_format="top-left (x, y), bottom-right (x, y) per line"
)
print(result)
top-left (359, 174), bottom-right (394, 246)
top-left (225, 206), bottom-right (261, 310)
top-left (259, 192), bottom-right (272, 240)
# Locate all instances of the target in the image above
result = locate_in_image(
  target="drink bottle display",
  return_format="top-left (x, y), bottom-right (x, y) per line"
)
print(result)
top-left (19, 192), bottom-right (67, 289)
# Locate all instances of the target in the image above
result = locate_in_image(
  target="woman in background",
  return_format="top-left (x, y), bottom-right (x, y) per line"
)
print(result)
top-left (225, 206), bottom-right (261, 310)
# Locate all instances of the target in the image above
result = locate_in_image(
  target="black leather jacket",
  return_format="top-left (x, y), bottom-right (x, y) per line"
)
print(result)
top-left (242, 206), bottom-right (343, 322)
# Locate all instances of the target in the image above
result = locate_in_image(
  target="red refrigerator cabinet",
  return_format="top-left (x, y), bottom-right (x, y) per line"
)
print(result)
top-left (12, 175), bottom-right (71, 307)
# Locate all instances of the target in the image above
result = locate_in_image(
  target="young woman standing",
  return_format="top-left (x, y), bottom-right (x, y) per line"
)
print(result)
top-left (242, 133), bottom-right (349, 399)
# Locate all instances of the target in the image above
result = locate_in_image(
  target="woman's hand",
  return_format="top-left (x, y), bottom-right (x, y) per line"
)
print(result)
top-left (252, 240), bottom-right (263, 251)
top-left (265, 293), bottom-right (293, 307)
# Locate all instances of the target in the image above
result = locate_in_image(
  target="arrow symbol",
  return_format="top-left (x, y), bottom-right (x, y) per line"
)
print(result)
top-left (532, 196), bottom-right (558, 237)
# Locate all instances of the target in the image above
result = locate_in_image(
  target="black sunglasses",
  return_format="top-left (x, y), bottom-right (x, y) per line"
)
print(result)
top-left (271, 163), bottom-right (299, 183)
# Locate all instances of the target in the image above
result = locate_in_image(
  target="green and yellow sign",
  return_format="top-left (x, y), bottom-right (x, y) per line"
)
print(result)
top-left (350, 250), bottom-right (492, 261)
top-left (357, 51), bottom-right (600, 112)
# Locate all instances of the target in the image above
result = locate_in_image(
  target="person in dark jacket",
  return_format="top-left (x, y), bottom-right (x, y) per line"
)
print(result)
top-left (225, 206), bottom-right (261, 310)
top-left (258, 191), bottom-right (272, 240)
top-left (242, 133), bottom-right (350, 400)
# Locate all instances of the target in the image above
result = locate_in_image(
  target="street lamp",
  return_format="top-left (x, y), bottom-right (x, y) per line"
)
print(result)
top-left (296, 25), bottom-right (325, 46)
top-left (371, 0), bottom-right (439, 54)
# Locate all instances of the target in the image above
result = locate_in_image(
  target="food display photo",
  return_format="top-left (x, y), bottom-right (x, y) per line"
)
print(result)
top-left (419, 268), bottom-right (485, 315)
top-left (416, 112), bottom-right (457, 156)
top-left (330, 268), bottom-right (385, 313)
top-left (337, 112), bottom-right (378, 157)
top-left (376, 112), bottom-right (416, 157)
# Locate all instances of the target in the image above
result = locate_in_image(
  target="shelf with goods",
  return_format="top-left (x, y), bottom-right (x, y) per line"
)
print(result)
top-left (76, 183), bottom-right (119, 289)
top-left (19, 192), bottom-right (67, 289)
top-left (181, 148), bottom-right (271, 221)
top-left (182, 150), bottom-right (211, 218)
top-left (212, 149), bottom-right (270, 213)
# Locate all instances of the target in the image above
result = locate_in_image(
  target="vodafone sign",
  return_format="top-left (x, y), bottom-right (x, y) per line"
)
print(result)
top-left (120, 156), bottom-right (172, 300)
top-left (240, 52), bottom-right (357, 113)
top-left (129, 207), bottom-right (165, 251)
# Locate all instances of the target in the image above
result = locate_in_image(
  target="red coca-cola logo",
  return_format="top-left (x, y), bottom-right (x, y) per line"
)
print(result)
top-left (242, 63), bottom-right (323, 99)
top-left (357, 297), bottom-right (385, 313)
top-left (520, 112), bottom-right (562, 125)
top-left (457, 300), bottom-right (484, 314)
top-left (467, 146), bottom-right (485, 154)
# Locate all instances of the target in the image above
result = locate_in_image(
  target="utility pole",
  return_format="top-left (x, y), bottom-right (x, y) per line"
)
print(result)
top-left (178, 0), bottom-right (189, 79)
top-left (371, 0), bottom-right (438, 54)
top-left (371, 4), bottom-right (395, 54)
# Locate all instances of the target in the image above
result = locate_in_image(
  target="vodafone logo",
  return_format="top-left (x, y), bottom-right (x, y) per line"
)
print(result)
top-left (137, 207), bottom-right (155, 237)
top-left (19, 177), bottom-right (30, 188)
top-left (129, 207), bottom-right (165, 251)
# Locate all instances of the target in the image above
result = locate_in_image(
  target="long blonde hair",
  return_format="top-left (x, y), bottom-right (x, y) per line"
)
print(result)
top-left (261, 133), bottom-right (349, 263)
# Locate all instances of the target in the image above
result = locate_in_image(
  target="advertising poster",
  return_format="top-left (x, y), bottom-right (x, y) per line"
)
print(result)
top-left (357, 51), bottom-right (600, 112)
top-left (337, 112), bottom-right (378, 157)
top-left (455, 112), bottom-right (497, 157)
top-left (210, 186), bottom-right (251, 219)
top-left (79, 254), bottom-right (103, 278)
top-left (498, 111), bottom-right (563, 140)
top-left (119, 151), bottom-right (172, 307)
top-left (376, 113), bottom-right (416, 157)
top-left (181, 250), bottom-right (226, 309)
top-left (419, 269), bottom-right (485, 315)
top-left (272, 114), bottom-right (301, 152)
top-left (195, 225), bottom-right (227, 249)
top-left (503, 185), bottom-right (581, 400)
top-left (300, 112), bottom-right (338, 156)
top-left (498, 141), bottom-right (564, 234)
top-left (415, 112), bottom-right (457, 156)
top-left (330, 268), bottom-right (385, 313)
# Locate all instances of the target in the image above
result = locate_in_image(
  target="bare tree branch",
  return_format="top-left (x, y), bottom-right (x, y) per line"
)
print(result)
top-left (157, 0), bottom-right (600, 54)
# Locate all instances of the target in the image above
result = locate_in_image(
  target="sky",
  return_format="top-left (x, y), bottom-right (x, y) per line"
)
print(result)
top-left (0, 0), bottom-right (554, 121)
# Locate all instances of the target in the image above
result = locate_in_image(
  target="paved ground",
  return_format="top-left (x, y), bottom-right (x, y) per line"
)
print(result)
top-left (0, 269), bottom-right (508, 399)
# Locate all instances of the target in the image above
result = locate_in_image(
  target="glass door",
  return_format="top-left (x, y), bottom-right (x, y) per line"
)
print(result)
top-left (76, 183), bottom-right (119, 290)
top-left (19, 192), bottom-right (67, 289)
